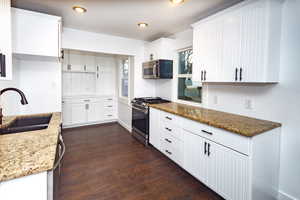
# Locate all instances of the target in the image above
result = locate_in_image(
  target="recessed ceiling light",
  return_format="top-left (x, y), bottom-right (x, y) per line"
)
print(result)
top-left (72, 6), bottom-right (87, 13)
top-left (138, 23), bottom-right (148, 28)
top-left (170, 0), bottom-right (184, 4)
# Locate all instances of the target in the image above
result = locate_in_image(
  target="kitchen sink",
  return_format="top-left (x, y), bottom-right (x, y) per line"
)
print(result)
top-left (0, 114), bottom-right (52, 135)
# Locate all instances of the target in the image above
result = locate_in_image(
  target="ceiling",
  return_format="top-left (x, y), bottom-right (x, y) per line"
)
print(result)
top-left (12, 0), bottom-right (243, 41)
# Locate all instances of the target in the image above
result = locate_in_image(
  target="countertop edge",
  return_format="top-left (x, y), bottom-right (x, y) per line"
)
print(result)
top-left (149, 103), bottom-right (281, 137)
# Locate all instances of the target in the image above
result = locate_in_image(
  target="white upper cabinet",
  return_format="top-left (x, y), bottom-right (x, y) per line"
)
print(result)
top-left (12, 8), bottom-right (62, 58)
top-left (192, 0), bottom-right (283, 83)
top-left (144, 38), bottom-right (175, 61)
top-left (0, 0), bottom-right (12, 80)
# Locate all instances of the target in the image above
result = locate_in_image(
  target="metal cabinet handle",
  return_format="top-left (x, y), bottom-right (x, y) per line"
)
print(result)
top-left (208, 143), bottom-right (211, 157)
top-left (204, 142), bottom-right (207, 155)
top-left (165, 150), bottom-right (172, 155)
top-left (165, 127), bottom-right (172, 132)
top-left (204, 70), bottom-right (207, 81)
top-left (235, 68), bottom-right (238, 81)
top-left (201, 71), bottom-right (204, 81)
top-left (201, 130), bottom-right (213, 135)
top-left (97, 66), bottom-right (99, 71)
top-left (97, 73), bottom-right (99, 79)
top-left (240, 68), bottom-right (243, 81)
top-left (84, 99), bottom-right (90, 102)
top-left (107, 115), bottom-right (113, 117)
top-left (85, 104), bottom-right (89, 110)
top-left (67, 64), bottom-right (71, 70)
top-left (165, 138), bottom-right (172, 143)
top-left (107, 105), bottom-right (113, 108)
top-left (84, 65), bottom-right (87, 71)
top-left (53, 134), bottom-right (66, 170)
top-left (107, 98), bottom-right (113, 101)
top-left (165, 116), bottom-right (172, 120)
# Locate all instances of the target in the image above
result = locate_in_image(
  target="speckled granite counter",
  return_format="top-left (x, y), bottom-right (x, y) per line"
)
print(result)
top-left (150, 103), bottom-right (281, 137)
top-left (0, 112), bottom-right (61, 182)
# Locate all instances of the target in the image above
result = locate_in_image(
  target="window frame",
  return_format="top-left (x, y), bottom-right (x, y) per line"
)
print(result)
top-left (176, 47), bottom-right (202, 105)
top-left (119, 58), bottom-right (129, 100)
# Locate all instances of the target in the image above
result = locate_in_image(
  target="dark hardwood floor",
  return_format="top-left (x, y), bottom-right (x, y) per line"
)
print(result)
top-left (59, 123), bottom-right (223, 200)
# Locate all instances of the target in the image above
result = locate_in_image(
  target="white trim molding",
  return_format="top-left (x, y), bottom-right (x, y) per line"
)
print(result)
top-left (118, 119), bottom-right (132, 132)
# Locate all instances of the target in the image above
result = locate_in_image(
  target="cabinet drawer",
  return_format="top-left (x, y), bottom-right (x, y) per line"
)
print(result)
top-left (103, 103), bottom-right (115, 109)
top-left (160, 111), bottom-right (180, 125)
top-left (67, 98), bottom-right (100, 104)
top-left (103, 97), bottom-right (114, 103)
top-left (182, 118), bottom-right (250, 155)
top-left (161, 132), bottom-right (183, 165)
top-left (161, 120), bottom-right (182, 141)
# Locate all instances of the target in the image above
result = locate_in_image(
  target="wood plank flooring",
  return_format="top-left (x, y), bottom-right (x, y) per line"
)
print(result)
top-left (58, 123), bottom-right (224, 200)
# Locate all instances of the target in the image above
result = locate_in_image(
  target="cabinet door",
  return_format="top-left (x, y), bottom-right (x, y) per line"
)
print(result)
top-left (71, 103), bottom-right (87, 124)
top-left (62, 101), bottom-right (72, 126)
top-left (0, 0), bottom-right (12, 80)
top-left (204, 19), bottom-right (223, 82)
top-left (69, 51), bottom-right (83, 71)
top-left (12, 8), bottom-right (60, 57)
top-left (84, 54), bottom-right (96, 72)
top-left (87, 102), bottom-right (102, 122)
top-left (222, 11), bottom-right (242, 82)
top-left (207, 141), bottom-right (250, 200)
top-left (149, 108), bottom-right (161, 150)
top-left (240, 1), bottom-right (266, 82)
top-left (183, 130), bottom-right (206, 183)
top-left (192, 27), bottom-right (203, 84)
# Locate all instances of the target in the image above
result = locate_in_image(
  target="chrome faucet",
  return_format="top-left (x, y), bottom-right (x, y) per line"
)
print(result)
top-left (0, 88), bottom-right (28, 125)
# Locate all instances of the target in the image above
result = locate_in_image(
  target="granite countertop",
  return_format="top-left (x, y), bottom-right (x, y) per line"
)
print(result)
top-left (150, 102), bottom-right (281, 137)
top-left (0, 112), bottom-right (61, 182)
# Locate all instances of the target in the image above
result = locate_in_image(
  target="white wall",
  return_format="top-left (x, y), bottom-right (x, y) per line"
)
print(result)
top-left (0, 59), bottom-right (20, 115)
top-left (0, 58), bottom-right (62, 116)
top-left (204, 1), bottom-right (300, 199)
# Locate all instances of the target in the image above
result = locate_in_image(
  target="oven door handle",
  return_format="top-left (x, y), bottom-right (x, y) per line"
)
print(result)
top-left (132, 106), bottom-right (148, 114)
top-left (53, 134), bottom-right (66, 171)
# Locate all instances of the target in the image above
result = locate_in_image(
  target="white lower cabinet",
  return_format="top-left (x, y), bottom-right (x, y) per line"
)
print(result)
top-left (150, 108), bottom-right (280, 200)
top-left (184, 129), bottom-right (249, 200)
top-left (71, 103), bottom-right (87, 124)
top-left (0, 172), bottom-right (50, 200)
top-left (62, 96), bottom-right (117, 127)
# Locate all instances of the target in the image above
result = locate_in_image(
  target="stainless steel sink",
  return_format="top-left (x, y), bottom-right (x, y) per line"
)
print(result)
top-left (1, 114), bottom-right (52, 135)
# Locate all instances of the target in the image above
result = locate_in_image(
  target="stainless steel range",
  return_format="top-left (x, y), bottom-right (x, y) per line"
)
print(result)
top-left (131, 97), bottom-right (170, 145)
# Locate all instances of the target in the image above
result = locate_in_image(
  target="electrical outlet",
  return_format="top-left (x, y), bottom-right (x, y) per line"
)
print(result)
top-left (245, 99), bottom-right (253, 110)
top-left (213, 96), bottom-right (218, 105)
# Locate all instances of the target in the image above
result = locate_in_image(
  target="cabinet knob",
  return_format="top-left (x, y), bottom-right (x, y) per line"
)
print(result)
top-left (165, 150), bottom-right (172, 155)
top-left (201, 130), bottom-right (213, 135)
top-left (165, 127), bottom-right (172, 132)
top-left (165, 138), bottom-right (172, 143)
top-left (165, 116), bottom-right (172, 120)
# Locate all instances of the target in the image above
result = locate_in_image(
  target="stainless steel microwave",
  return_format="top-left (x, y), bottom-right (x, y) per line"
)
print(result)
top-left (142, 59), bottom-right (173, 79)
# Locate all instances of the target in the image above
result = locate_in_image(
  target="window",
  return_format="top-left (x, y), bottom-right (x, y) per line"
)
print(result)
top-left (177, 48), bottom-right (202, 103)
top-left (119, 58), bottom-right (129, 98)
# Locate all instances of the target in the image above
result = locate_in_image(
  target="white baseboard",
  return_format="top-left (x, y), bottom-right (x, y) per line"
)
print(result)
top-left (117, 119), bottom-right (132, 132)
top-left (278, 191), bottom-right (298, 200)
top-left (62, 120), bottom-right (117, 129)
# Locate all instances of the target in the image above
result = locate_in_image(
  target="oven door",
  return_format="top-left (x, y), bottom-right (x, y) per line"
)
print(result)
top-left (132, 105), bottom-right (149, 136)
top-left (143, 61), bottom-right (158, 79)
